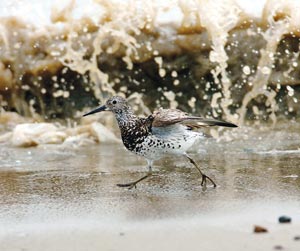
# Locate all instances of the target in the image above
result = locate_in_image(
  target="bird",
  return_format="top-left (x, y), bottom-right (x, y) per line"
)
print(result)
top-left (83, 96), bottom-right (237, 190)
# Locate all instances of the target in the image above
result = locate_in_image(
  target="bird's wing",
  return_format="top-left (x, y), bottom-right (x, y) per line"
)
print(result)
top-left (151, 109), bottom-right (188, 127)
top-left (151, 108), bottom-right (237, 128)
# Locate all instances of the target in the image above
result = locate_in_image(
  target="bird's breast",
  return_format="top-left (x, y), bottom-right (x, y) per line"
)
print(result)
top-left (120, 124), bottom-right (149, 152)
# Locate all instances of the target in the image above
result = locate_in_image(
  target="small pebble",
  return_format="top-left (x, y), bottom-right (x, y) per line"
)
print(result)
top-left (254, 225), bottom-right (268, 233)
top-left (274, 245), bottom-right (284, 250)
top-left (294, 235), bottom-right (300, 241)
top-left (278, 216), bottom-right (291, 223)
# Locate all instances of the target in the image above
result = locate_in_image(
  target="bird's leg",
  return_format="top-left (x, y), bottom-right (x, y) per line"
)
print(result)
top-left (184, 154), bottom-right (217, 190)
top-left (117, 161), bottom-right (153, 189)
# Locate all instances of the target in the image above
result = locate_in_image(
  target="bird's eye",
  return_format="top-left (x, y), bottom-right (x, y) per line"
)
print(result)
top-left (112, 100), bottom-right (117, 104)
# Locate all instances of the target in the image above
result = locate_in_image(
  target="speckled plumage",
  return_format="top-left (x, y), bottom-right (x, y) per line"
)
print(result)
top-left (83, 96), bottom-right (237, 189)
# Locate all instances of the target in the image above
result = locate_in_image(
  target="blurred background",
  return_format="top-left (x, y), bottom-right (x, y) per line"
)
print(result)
top-left (0, 0), bottom-right (299, 125)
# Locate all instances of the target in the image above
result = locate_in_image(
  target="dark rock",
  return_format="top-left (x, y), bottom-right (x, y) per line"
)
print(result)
top-left (254, 225), bottom-right (268, 233)
top-left (278, 215), bottom-right (292, 223)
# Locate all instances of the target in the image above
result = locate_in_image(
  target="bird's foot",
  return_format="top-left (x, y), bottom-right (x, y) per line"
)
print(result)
top-left (200, 174), bottom-right (217, 191)
top-left (116, 173), bottom-right (151, 190)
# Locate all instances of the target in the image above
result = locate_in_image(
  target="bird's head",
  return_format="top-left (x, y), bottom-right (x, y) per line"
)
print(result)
top-left (83, 96), bottom-right (132, 117)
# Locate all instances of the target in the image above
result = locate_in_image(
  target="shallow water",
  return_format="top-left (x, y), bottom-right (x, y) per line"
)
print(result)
top-left (0, 122), bottom-right (299, 229)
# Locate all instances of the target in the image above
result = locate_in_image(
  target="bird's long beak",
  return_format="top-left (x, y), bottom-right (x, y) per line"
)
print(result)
top-left (83, 105), bottom-right (108, 117)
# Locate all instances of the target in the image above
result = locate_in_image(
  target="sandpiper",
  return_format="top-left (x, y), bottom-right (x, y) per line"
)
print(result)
top-left (83, 96), bottom-right (237, 190)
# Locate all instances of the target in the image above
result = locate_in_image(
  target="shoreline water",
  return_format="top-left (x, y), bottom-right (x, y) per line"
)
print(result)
top-left (1, 130), bottom-right (300, 250)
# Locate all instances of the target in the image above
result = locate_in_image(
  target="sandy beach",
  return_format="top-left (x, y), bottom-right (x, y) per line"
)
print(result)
top-left (1, 211), bottom-right (300, 251)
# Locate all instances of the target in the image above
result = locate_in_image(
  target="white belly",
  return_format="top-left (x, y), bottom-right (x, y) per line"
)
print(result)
top-left (133, 124), bottom-right (204, 160)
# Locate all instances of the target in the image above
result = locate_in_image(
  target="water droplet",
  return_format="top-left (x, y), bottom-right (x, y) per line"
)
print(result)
top-left (173, 79), bottom-right (180, 86)
top-left (242, 65), bottom-right (251, 75)
top-left (287, 86), bottom-right (294, 97)
top-left (171, 71), bottom-right (178, 78)
top-left (159, 69), bottom-right (166, 77)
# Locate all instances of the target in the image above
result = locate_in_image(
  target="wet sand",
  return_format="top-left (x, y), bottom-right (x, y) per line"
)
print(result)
top-left (0, 125), bottom-right (300, 251)
top-left (1, 217), bottom-right (300, 251)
